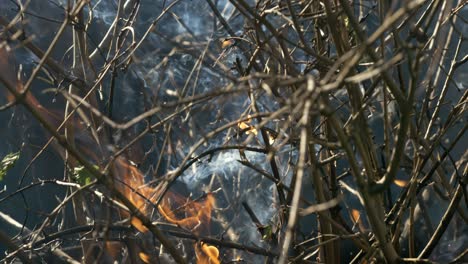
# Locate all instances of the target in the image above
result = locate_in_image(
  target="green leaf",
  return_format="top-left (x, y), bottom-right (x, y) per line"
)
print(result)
top-left (0, 151), bottom-right (20, 181)
top-left (261, 225), bottom-right (273, 241)
top-left (72, 165), bottom-right (97, 185)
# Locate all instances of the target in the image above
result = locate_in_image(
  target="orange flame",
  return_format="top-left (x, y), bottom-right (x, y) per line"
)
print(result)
top-left (104, 241), bottom-right (123, 261)
top-left (221, 39), bottom-right (235, 49)
top-left (351, 209), bottom-right (360, 224)
top-left (1, 46), bottom-right (219, 264)
top-left (158, 192), bottom-right (219, 264)
top-left (111, 158), bottom-right (156, 232)
top-left (113, 158), bottom-right (219, 263)
top-left (0, 47), bottom-right (46, 111)
top-left (195, 242), bottom-right (220, 264)
top-left (351, 209), bottom-right (366, 232)
top-left (138, 252), bottom-right (151, 263)
top-left (158, 193), bottom-right (215, 233)
top-left (238, 121), bottom-right (258, 136)
top-left (238, 121), bottom-right (275, 144)
top-left (393, 179), bottom-right (408, 187)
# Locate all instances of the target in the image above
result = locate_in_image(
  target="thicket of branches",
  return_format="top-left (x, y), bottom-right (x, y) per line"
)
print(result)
top-left (0, 0), bottom-right (467, 263)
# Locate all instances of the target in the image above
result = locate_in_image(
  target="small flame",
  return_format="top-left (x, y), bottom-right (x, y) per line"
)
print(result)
top-left (113, 157), bottom-right (219, 263)
top-left (351, 209), bottom-right (360, 224)
top-left (195, 242), bottom-right (220, 264)
top-left (112, 158), bottom-right (155, 232)
top-left (351, 209), bottom-right (366, 232)
top-left (393, 179), bottom-right (408, 187)
top-left (221, 39), bottom-right (235, 49)
top-left (0, 47), bottom-right (45, 111)
top-left (139, 252), bottom-right (151, 263)
top-left (104, 241), bottom-right (122, 261)
top-left (238, 121), bottom-right (276, 144)
top-left (158, 193), bottom-right (215, 234)
top-left (1, 47), bottom-right (219, 263)
top-left (238, 121), bottom-right (258, 136)
top-left (267, 133), bottom-right (275, 145)
top-left (158, 192), bottom-right (219, 264)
